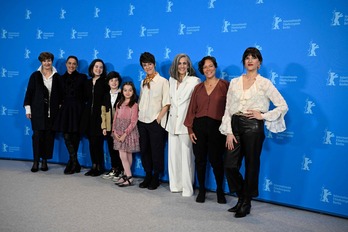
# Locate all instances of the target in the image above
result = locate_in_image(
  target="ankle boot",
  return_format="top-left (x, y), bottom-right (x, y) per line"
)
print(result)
top-left (196, 189), bottom-right (206, 203)
top-left (216, 189), bottom-right (226, 204)
top-left (235, 198), bottom-right (251, 218)
top-left (31, 161), bottom-right (39, 172)
top-left (67, 154), bottom-right (81, 174)
top-left (139, 172), bottom-right (152, 188)
top-left (40, 159), bottom-right (48, 171)
top-left (228, 198), bottom-right (244, 213)
top-left (64, 160), bottom-right (73, 174)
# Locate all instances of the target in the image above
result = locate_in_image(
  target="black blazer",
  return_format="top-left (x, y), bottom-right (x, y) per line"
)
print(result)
top-left (23, 70), bottom-right (61, 130)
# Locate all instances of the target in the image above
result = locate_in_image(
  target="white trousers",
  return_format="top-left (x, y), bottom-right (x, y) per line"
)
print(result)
top-left (168, 133), bottom-right (195, 197)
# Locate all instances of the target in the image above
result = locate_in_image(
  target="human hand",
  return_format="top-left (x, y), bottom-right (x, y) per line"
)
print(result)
top-left (245, 110), bottom-right (263, 120)
top-left (226, 134), bottom-right (237, 150)
top-left (189, 133), bottom-right (197, 144)
top-left (26, 114), bottom-right (31, 119)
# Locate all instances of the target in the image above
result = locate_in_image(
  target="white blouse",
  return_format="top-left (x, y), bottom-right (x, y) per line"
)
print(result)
top-left (219, 74), bottom-right (288, 134)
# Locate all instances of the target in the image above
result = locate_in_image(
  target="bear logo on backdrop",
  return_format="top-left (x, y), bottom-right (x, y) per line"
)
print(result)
top-left (301, 155), bottom-right (312, 171)
top-left (304, 99), bottom-right (315, 114)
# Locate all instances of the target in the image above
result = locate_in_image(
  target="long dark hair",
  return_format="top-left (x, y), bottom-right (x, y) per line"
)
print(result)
top-left (117, 82), bottom-right (137, 108)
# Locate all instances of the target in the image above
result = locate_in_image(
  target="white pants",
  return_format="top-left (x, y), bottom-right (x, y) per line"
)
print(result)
top-left (168, 133), bottom-right (195, 197)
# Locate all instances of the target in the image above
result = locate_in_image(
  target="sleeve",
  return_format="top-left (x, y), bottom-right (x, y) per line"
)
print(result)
top-left (261, 80), bottom-right (288, 133)
top-left (161, 79), bottom-right (171, 107)
top-left (101, 105), bottom-right (111, 131)
top-left (23, 73), bottom-right (36, 114)
top-left (184, 86), bottom-right (198, 134)
top-left (124, 104), bottom-right (139, 136)
top-left (219, 81), bottom-right (234, 135)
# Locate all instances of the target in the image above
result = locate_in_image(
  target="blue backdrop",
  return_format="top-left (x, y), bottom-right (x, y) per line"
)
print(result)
top-left (1, 0), bottom-right (347, 218)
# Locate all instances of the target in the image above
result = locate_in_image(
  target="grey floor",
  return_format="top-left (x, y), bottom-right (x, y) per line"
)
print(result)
top-left (0, 159), bottom-right (347, 232)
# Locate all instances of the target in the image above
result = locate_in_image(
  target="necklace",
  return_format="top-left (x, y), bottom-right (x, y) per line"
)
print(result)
top-left (205, 78), bottom-right (218, 87)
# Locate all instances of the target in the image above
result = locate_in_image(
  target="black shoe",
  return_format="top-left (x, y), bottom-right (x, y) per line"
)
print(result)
top-left (31, 161), bottom-right (39, 173)
top-left (91, 169), bottom-right (104, 177)
top-left (64, 160), bottom-right (72, 174)
top-left (40, 159), bottom-right (48, 171)
top-left (217, 191), bottom-right (226, 204)
top-left (139, 175), bottom-right (152, 188)
top-left (228, 198), bottom-right (244, 213)
top-left (196, 190), bottom-right (206, 203)
top-left (235, 201), bottom-right (251, 218)
top-left (118, 176), bottom-right (133, 187)
top-left (147, 178), bottom-right (160, 190)
top-left (84, 169), bottom-right (95, 176)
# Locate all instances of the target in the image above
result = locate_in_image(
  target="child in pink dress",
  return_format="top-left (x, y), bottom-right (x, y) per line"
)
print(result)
top-left (112, 82), bottom-right (140, 187)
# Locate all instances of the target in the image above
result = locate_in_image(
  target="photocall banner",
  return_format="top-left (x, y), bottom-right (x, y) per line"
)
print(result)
top-left (1, 0), bottom-right (347, 218)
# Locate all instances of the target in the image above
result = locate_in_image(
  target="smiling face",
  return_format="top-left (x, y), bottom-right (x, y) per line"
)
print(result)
top-left (93, 61), bottom-right (104, 77)
top-left (244, 54), bottom-right (260, 72)
top-left (178, 57), bottom-right (188, 78)
top-left (123, 84), bottom-right (134, 100)
top-left (142, 62), bottom-right (155, 76)
top-left (66, 57), bottom-right (77, 74)
top-left (202, 59), bottom-right (216, 79)
top-left (108, 78), bottom-right (119, 91)
top-left (41, 58), bottom-right (52, 71)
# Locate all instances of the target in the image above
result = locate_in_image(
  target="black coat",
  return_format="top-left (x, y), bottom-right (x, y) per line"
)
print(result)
top-left (80, 76), bottom-right (109, 136)
top-left (53, 70), bottom-right (87, 132)
top-left (23, 70), bottom-right (61, 130)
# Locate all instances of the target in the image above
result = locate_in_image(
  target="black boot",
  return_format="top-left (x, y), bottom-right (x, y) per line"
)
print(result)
top-left (139, 172), bottom-right (152, 188)
top-left (216, 189), bottom-right (226, 204)
top-left (228, 198), bottom-right (244, 212)
top-left (40, 159), bottom-right (48, 171)
top-left (91, 164), bottom-right (104, 176)
top-left (235, 198), bottom-right (251, 218)
top-left (196, 189), bottom-right (206, 203)
top-left (64, 160), bottom-right (73, 174)
top-left (148, 173), bottom-right (160, 190)
top-left (31, 160), bottom-right (39, 172)
top-left (66, 154), bottom-right (81, 174)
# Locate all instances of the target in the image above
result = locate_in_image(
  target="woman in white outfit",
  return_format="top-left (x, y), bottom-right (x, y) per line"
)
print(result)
top-left (166, 54), bottom-right (200, 197)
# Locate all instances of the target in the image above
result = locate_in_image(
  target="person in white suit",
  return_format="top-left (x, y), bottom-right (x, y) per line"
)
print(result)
top-left (166, 54), bottom-right (200, 197)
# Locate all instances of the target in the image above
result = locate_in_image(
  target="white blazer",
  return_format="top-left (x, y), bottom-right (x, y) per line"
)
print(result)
top-left (166, 75), bottom-right (200, 135)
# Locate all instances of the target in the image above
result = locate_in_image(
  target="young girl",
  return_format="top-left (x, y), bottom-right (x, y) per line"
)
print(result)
top-left (112, 82), bottom-right (140, 187)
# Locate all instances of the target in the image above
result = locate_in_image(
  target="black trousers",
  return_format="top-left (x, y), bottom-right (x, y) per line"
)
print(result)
top-left (192, 117), bottom-right (225, 192)
top-left (32, 118), bottom-right (55, 161)
top-left (138, 120), bottom-right (166, 175)
top-left (224, 115), bottom-right (265, 198)
top-left (88, 135), bottom-right (104, 168)
top-left (105, 131), bottom-right (123, 171)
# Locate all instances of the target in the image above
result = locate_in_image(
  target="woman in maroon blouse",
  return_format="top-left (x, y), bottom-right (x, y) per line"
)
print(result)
top-left (184, 56), bottom-right (229, 204)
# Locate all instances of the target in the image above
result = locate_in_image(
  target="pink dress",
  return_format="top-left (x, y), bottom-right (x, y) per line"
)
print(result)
top-left (112, 102), bottom-right (140, 153)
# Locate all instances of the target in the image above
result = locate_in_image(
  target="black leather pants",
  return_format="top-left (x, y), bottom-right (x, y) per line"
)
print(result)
top-left (224, 115), bottom-right (265, 198)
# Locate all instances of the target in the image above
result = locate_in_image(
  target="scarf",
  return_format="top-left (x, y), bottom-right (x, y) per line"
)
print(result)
top-left (142, 72), bottom-right (157, 89)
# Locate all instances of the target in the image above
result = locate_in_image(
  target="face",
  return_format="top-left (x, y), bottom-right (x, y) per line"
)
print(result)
top-left (108, 78), bottom-right (119, 90)
top-left (41, 59), bottom-right (52, 70)
top-left (93, 61), bottom-right (104, 77)
top-left (178, 57), bottom-right (188, 77)
top-left (66, 58), bottom-right (77, 74)
top-left (202, 59), bottom-right (216, 79)
top-left (123, 84), bottom-right (134, 99)
top-left (142, 62), bottom-right (155, 75)
top-left (244, 54), bottom-right (260, 72)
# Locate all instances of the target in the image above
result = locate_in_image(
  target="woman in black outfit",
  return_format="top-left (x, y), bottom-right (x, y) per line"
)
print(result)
top-left (80, 59), bottom-right (109, 176)
top-left (54, 55), bottom-right (87, 174)
top-left (24, 52), bottom-right (61, 172)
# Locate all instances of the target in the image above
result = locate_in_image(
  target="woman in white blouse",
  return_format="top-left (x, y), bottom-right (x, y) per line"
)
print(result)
top-left (219, 47), bottom-right (288, 218)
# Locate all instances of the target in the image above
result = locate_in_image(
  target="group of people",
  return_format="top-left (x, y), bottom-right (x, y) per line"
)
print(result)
top-left (23, 48), bottom-right (288, 218)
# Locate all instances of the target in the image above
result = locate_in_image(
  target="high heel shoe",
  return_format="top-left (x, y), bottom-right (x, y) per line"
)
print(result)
top-left (31, 161), bottom-right (39, 172)
top-left (228, 198), bottom-right (244, 213)
top-left (235, 200), bottom-right (251, 218)
top-left (40, 159), bottom-right (48, 171)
